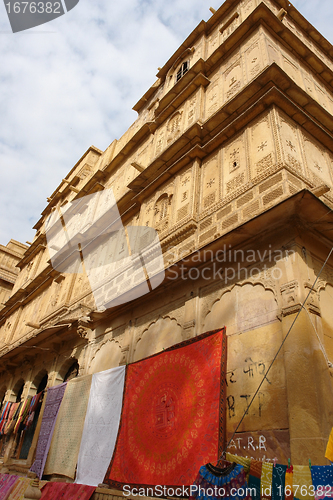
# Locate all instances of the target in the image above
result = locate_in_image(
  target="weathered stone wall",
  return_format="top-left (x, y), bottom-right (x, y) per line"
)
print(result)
top-left (1, 0), bottom-right (333, 472)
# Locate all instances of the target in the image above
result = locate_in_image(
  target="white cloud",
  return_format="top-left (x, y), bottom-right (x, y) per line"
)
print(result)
top-left (0, 0), bottom-right (332, 244)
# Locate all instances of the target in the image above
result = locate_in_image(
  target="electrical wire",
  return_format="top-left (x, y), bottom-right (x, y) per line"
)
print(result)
top-left (221, 246), bottom-right (333, 458)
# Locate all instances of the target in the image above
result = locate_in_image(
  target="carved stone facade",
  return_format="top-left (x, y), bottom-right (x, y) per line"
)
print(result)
top-left (1, 0), bottom-right (333, 478)
top-left (0, 241), bottom-right (27, 313)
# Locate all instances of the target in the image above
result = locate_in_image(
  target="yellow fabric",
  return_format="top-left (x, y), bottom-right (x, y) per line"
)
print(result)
top-left (44, 375), bottom-right (92, 479)
top-left (285, 469), bottom-right (293, 500)
top-left (225, 452), bottom-right (251, 482)
top-left (7, 478), bottom-right (31, 500)
top-left (225, 452), bottom-right (251, 473)
top-left (293, 465), bottom-right (313, 500)
top-left (325, 427), bottom-right (333, 462)
top-left (261, 462), bottom-right (273, 500)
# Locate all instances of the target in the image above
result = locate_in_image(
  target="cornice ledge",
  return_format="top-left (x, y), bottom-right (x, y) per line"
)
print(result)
top-left (160, 221), bottom-right (197, 251)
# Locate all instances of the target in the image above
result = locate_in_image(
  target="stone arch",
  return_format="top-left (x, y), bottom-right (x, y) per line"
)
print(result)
top-left (133, 316), bottom-right (183, 362)
top-left (30, 369), bottom-right (48, 396)
top-left (203, 282), bottom-right (278, 335)
top-left (0, 386), bottom-right (6, 407)
top-left (18, 371), bottom-right (48, 461)
top-left (12, 378), bottom-right (25, 402)
top-left (89, 338), bottom-right (123, 374)
top-left (63, 360), bottom-right (79, 382)
top-left (54, 357), bottom-right (79, 385)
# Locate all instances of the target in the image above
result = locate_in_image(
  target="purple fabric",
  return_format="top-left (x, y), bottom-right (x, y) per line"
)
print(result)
top-left (30, 382), bottom-right (67, 479)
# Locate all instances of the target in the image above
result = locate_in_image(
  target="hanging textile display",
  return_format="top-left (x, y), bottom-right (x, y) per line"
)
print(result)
top-left (30, 382), bottom-right (67, 479)
top-left (226, 453), bottom-right (251, 477)
top-left (272, 464), bottom-right (286, 500)
top-left (189, 462), bottom-right (249, 500)
top-left (7, 477), bottom-right (31, 500)
top-left (0, 474), bottom-right (19, 500)
top-left (13, 397), bottom-right (31, 434)
top-left (260, 462), bottom-right (273, 500)
top-left (44, 374), bottom-right (92, 479)
top-left (285, 466), bottom-right (293, 500)
top-left (325, 428), bottom-right (333, 463)
top-left (3, 403), bottom-right (20, 435)
top-left (248, 460), bottom-right (262, 500)
top-left (311, 466), bottom-right (333, 500)
top-left (23, 392), bottom-right (42, 429)
top-left (0, 403), bottom-right (11, 435)
top-left (292, 465), bottom-right (313, 500)
top-left (40, 482), bottom-right (95, 500)
top-left (104, 328), bottom-right (227, 490)
top-left (75, 365), bottom-right (126, 486)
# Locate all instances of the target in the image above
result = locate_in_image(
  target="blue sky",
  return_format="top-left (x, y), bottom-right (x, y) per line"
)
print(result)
top-left (0, 0), bottom-right (332, 245)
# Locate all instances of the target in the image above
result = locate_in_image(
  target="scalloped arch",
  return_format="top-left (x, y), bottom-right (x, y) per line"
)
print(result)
top-left (12, 378), bottom-right (25, 401)
top-left (133, 316), bottom-right (183, 362)
top-left (56, 357), bottom-right (79, 384)
top-left (89, 338), bottom-right (123, 373)
top-left (31, 368), bottom-right (48, 393)
top-left (203, 282), bottom-right (278, 335)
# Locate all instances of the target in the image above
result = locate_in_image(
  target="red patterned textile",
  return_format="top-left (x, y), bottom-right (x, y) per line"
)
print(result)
top-left (40, 482), bottom-right (95, 500)
top-left (105, 328), bottom-right (227, 490)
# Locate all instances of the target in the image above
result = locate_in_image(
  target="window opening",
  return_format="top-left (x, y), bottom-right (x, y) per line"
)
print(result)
top-left (18, 373), bottom-right (49, 460)
top-left (64, 361), bottom-right (79, 382)
top-left (159, 198), bottom-right (168, 221)
top-left (37, 374), bottom-right (48, 393)
top-left (0, 390), bottom-right (5, 410)
top-left (176, 61), bottom-right (189, 82)
top-left (16, 383), bottom-right (24, 403)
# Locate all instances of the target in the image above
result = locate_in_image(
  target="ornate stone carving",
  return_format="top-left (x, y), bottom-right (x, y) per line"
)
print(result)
top-left (207, 81), bottom-right (219, 115)
top-left (280, 280), bottom-right (301, 316)
top-left (304, 282), bottom-right (320, 316)
top-left (167, 111), bottom-right (183, 143)
top-left (256, 153), bottom-right (273, 174)
top-left (77, 325), bottom-right (91, 339)
top-left (226, 173), bottom-right (245, 193)
top-left (187, 96), bottom-right (197, 125)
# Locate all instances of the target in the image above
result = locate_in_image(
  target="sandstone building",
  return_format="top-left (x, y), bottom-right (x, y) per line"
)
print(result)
top-left (1, 0), bottom-right (333, 478)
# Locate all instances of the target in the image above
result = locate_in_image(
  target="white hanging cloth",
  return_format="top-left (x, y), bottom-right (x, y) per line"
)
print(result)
top-left (75, 365), bottom-right (126, 486)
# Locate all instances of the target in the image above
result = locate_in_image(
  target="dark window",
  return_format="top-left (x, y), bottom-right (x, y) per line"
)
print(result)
top-left (64, 361), bottom-right (79, 382)
top-left (176, 61), bottom-right (189, 82)
top-left (37, 374), bottom-right (48, 393)
top-left (0, 391), bottom-right (5, 410)
top-left (15, 383), bottom-right (24, 403)
top-left (18, 374), bottom-right (48, 460)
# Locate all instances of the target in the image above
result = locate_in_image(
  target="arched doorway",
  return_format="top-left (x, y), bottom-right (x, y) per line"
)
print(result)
top-left (18, 372), bottom-right (49, 460)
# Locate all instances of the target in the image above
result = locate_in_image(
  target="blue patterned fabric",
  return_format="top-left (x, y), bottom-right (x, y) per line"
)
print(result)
top-left (311, 466), bottom-right (333, 499)
top-left (272, 465), bottom-right (287, 500)
top-left (189, 463), bottom-right (249, 500)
